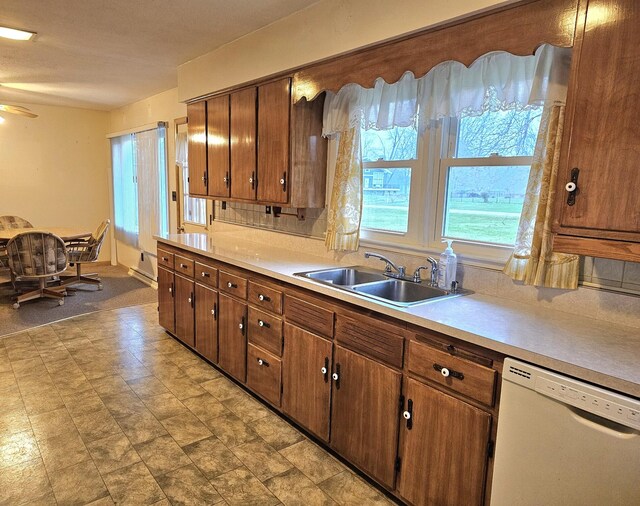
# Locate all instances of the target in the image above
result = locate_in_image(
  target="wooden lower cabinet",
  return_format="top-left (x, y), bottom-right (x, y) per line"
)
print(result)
top-left (397, 378), bottom-right (492, 506)
top-left (218, 293), bottom-right (247, 382)
top-left (174, 274), bottom-right (195, 347)
top-left (195, 283), bottom-right (218, 363)
top-left (282, 323), bottom-right (332, 442)
top-left (330, 346), bottom-right (402, 489)
top-left (157, 266), bottom-right (175, 334)
top-left (247, 344), bottom-right (281, 407)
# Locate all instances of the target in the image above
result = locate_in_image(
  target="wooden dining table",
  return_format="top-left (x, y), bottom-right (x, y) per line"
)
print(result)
top-left (0, 227), bottom-right (92, 244)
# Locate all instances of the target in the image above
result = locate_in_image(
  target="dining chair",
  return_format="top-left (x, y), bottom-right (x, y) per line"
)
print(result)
top-left (6, 231), bottom-right (68, 308)
top-left (62, 219), bottom-right (110, 290)
top-left (0, 216), bottom-right (33, 269)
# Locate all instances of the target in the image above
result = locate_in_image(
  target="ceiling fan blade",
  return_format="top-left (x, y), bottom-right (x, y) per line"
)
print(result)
top-left (0, 104), bottom-right (38, 118)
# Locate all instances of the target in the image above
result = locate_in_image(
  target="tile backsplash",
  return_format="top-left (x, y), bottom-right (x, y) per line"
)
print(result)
top-left (213, 202), bottom-right (640, 297)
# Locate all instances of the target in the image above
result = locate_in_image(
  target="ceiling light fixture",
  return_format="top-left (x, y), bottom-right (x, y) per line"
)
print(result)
top-left (0, 26), bottom-right (37, 41)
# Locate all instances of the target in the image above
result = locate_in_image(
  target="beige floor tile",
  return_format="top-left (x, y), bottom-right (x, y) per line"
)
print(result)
top-left (200, 376), bottom-right (244, 401)
top-left (156, 464), bottom-right (224, 504)
top-left (181, 363), bottom-right (222, 384)
top-left (126, 376), bottom-right (170, 400)
top-left (0, 406), bottom-right (31, 438)
top-left (0, 458), bottom-right (54, 505)
top-left (250, 413), bottom-right (305, 451)
top-left (29, 407), bottom-right (75, 442)
top-left (102, 461), bottom-right (166, 506)
top-left (15, 373), bottom-right (55, 395)
top-left (160, 411), bottom-right (212, 447)
top-left (101, 391), bottom-right (147, 419)
top-left (207, 411), bottom-right (258, 448)
top-left (159, 376), bottom-right (206, 400)
top-left (115, 409), bottom-right (168, 445)
top-left (0, 370), bottom-right (17, 389)
top-left (0, 430), bottom-right (40, 469)
top-left (210, 466), bottom-right (279, 506)
top-left (73, 408), bottom-right (122, 443)
top-left (280, 440), bottom-right (344, 484)
top-left (86, 431), bottom-right (141, 475)
top-left (183, 436), bottom-right (243, 479)
top-left (49, 459), bottom-right (110, 506)
top-left (62, 389), bottom-right (106, 418)
top-left (142, 392), bottom-right (189, 420)
top-left (11, 356), bottom-right (48, 377)
top-left (90, 374), bottom-right (132, 397)
top-left (37, 430), bottom-right (91, 473)
top-left (319, 471), bottom-right (391, 505)
top-left (265, 467), bottom-right (337, 506)
top-left (182, 392), bottom-right (229, 426)
top-left (21, 388), bottom-right (66, 416)
top-left (0, 383), bottom-right (25, 411)
top-left (134, 434), bottom-right (191, 477)
top-left (231, 439), bottom-right (293, 482)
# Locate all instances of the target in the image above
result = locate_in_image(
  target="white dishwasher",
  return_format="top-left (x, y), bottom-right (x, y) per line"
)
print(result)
top-left (491, 358), bottom-right (640, 506)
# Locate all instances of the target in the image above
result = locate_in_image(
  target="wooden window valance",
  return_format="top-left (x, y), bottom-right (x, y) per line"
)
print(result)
top-left (292, 0), bottom-right (578, 103)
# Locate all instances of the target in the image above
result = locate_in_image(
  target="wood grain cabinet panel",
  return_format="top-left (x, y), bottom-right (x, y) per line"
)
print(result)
top-left (219, 270), bottom-right (248, 299)
top-left (397, 378), bottom-right (492, 506)
top-left (248, 281), bottom-right (283, 314)
top-left (175, 255), bottom-right (195, 278)
top-left (218, 293), bottom-right (247, 382)
top-left (157, 266), bottom-right (175, 334)
top-left (187, 101), bottom-right (207, 196)
top-left (330, 346), bottom-right (401, 489)
top-left (282, 323), bottom-right (333, 441)
top-left (257, 78), bottom-right (291, 204)
top-left (230, 87), bottom-right (257, 201)
top-left (247, 344), bottom-right (282, 407)
top-left (554, 0), bottom-right (640, 252)
top-left (195, 283), bottom-right (218, 363)
top-left (206, 94), bottom-right (231, 198)
top-left (157, 249), bottom-right (174, 270)
top-left (195, 262), bottom-right (217, 288)
top-left (285, 296), bottom-right (334, 338)
top-left (247, 307), bottom-right (283, 357)
top-left (174, 274), bottom-right (195, 348)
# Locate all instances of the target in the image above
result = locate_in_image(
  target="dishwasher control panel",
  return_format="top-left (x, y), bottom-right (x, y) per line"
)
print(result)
top-left (504, 358), bottom-right (640, 431)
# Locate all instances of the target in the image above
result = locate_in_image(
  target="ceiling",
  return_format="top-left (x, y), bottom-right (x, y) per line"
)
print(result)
top-left (0, 0), bottom-right (319, 110)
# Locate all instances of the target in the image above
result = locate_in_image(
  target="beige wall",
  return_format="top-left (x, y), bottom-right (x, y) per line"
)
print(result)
top-left (108, 88), bottom-right (187, 279)
top-left (178, 0), bottom-right (512, 101)
top-left (0, 103), bottom-right (111, 260)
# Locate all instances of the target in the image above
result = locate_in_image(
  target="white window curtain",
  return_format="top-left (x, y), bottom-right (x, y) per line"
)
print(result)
top-left (111, 134), bottom-right (138, 247)
top-left (110, 123), bottom-right (168, 251)
top-left (323, 44), bottom-right (572, 253)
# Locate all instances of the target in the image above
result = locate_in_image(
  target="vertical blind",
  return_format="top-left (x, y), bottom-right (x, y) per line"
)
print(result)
top-left (110, 123), bottom-right (168, 251)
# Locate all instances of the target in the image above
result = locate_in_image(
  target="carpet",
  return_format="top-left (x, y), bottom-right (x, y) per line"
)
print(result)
top-left (0, 265), bottom-right (157, 337)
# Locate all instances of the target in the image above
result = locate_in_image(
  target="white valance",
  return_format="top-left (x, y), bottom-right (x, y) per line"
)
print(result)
top-left (322, 44), bottom-right (572, 136)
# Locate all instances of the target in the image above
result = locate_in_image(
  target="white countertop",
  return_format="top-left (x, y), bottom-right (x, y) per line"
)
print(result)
top-left (156, 232), bottom-right (640, 399)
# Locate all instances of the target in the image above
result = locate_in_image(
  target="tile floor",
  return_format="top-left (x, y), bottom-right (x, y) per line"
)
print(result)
top-left (0, 303), bottom-right (395, 506)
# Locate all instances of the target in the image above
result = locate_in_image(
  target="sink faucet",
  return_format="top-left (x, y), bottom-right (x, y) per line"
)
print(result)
top-left (413, 257), bottom-right (439, 285)
top-left (364, 252), bottom-right (406, 279)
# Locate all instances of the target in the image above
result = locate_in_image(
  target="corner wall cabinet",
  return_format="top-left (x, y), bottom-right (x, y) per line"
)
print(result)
top-left (187, 77), bottom-right (326, 209)
top-left (156, 242), bottom-right (503, 505)
top-left (552, 0), bottom-right (640, 261)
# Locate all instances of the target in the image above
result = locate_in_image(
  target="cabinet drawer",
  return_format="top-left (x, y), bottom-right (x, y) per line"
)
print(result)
top-left (157, 248), bottom-right (174, 269)
top-left (335, 314), bottom-right (404, 369)
top-left (247, 344), bottom-right (281, 407)
top-left (175, 255), bottom-right (195, 277)
top-left (195, 262), bottom-right (218, 288)
top-left (248, 281), bottom-right (283, 314)
top-left (248, 307), bottom-right (283, 357)
top-left (219, 271), bottom-right (248, 299)
top-left (285, 296), bottom-right (334, 338)
top-left (408, 340), bottom-right (496, 406)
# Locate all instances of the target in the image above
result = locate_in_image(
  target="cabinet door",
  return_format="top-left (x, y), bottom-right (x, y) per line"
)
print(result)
top-left (556, 0), bottom-right (640, 239)
top-left (282, 323), bottom-right (332, 442)
top-left (397, 378), bottom-right (492, 506)
top-left (257, 78), bottom-right (290, 204)
top-left (157, 266), bottom-right (175, 333)
top-left (207, 95), bottom-right (230, 198)
top-left (195, 284), bottom-right (218, 363)
top-left (187, 101), bottom-right (208, 196)
top-left (330, 346), bottom-right (401, 489)
top-left (174, 274), bottom-right (195, 348)
top-left (218, 293), bottom-right (247, 382)
top-left (230, 87), bottom-right (257, 201)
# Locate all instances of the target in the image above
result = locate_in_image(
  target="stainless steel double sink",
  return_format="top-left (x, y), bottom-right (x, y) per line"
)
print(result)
top-left (295, 267), bottom-right (465, 307)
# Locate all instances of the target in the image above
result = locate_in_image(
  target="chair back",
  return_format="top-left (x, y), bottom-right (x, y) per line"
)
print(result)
top-left (86, 219), bottom-right (111, 262)
top-left (6, 232), bottom-right (68, 278)
top-left (0, 216), bottom-right (33, 230)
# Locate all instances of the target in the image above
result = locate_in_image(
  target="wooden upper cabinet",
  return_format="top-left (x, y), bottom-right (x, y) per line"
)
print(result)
top-left (206, 95), bottom-right (230, 198)
top-left (187, 101), bottom-right (207, 197)
top-left (397, 378), bottom-right (492, 506)
top-left (330, 346), bottom-right (401, 489)
top-left (257, 78), bottom-right (291, 204)
top-left (553, 0), bottom-right (640, 257)
top-left (230, 87), bottom-right (257, 201)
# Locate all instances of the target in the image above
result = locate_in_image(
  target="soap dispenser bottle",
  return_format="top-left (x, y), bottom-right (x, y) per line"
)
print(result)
top-left (437, 239), bottom-right (457, 290)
